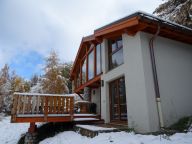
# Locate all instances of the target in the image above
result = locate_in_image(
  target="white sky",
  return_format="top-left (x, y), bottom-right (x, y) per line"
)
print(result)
top-left (0, 0), bottom-right (163, 78)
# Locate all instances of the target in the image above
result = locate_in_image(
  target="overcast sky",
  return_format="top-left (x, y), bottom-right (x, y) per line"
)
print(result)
top-left (0, 0), bottom-right (163, 79)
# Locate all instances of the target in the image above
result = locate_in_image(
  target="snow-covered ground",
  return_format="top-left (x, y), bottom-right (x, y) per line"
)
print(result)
top-left (0, 115), bottom-right (29, 144)
top-left (0, 116), bottom-right (192, 144)
top-left (40, 130), bottom-right (192, 144)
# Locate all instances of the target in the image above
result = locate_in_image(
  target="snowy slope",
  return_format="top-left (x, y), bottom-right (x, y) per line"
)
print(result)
top-left (40, 129), bottom-right (192, 144)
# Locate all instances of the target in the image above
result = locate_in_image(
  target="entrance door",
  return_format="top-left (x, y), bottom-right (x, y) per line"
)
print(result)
top-left (109, 77), bottom-right (127, 122)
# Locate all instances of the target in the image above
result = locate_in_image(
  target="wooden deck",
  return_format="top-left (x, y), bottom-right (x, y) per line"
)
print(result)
top-left (11, 93), bottom-right (100, 123)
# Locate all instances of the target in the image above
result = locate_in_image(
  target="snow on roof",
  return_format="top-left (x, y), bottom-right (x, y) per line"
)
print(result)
top-left (96, 11), bottom-right (192, 32)
top-left (137, 11), bottom-right (192, 31)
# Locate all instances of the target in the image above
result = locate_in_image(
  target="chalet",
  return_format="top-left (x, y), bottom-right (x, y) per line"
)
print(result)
top-left (70, 11), bottom-right (192, 133)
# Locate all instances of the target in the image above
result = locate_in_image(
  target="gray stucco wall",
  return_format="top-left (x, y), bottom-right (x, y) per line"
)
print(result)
top-left (140, 32), bottom-right (192, 127)
top-left (91, 88), bottom-right (101, 114)
top-left (98, 31), bottom-right (192, 133)
top-left (123, 33), bottom-right (159, 132)
top-left (100, 34), bottom-right (160, 132)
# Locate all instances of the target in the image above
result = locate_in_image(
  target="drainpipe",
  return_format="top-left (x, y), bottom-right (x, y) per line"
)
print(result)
top-left (149, 24), bottom-right (164, 129)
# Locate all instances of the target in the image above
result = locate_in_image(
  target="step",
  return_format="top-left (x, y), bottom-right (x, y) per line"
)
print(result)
top-left (74, 124), bottom-right (119, 138)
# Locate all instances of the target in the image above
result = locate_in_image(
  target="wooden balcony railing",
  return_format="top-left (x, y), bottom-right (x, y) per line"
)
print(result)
top-left (11, 93), bottom-right (74, 123)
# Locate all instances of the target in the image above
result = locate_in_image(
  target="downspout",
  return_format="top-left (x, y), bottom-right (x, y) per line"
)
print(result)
top-left (149, 24), bottom-right (164, 129)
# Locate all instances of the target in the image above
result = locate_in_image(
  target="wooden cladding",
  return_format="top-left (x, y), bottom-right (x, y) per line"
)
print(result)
top-left (11, 93), bottom-right (74, 123)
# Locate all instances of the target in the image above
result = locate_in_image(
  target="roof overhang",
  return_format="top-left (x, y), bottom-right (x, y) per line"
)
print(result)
top-left (70, 11), bottom-right (192, 80)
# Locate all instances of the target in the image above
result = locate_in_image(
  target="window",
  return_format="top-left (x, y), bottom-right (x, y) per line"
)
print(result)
top-left (108, 37), bottom-right (124, 70)
top-left (76, 66), bottom-right (80, 88)
top-left (82, 59), bottom-right (86, 84)
top-left (88, 50), bottom-right (94, 80)
top-left (96, 44), bottom-right (102, 75)
top-left (109, 77), bottom-right (127, 121)
top-left (76, 43), bottom-right (102, 87)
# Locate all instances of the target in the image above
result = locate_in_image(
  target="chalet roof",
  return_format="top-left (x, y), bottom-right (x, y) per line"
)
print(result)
top-left (95, 11), bottom-right (192, 33)
top-left (70, 11), bottom-right (192, 79)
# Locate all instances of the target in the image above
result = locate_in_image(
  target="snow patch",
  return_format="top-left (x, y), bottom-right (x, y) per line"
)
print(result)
top-left (74, 113), bottom-right (97, 116)
top-left (73, 118), bottom-right (99, 121)
top-left (0, 116), bottom-right (29, 144)
top-left (76, 125), bottom-right (116, 131)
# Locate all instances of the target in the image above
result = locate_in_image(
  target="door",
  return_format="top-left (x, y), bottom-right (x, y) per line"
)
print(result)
top-left (109, 77), bottom-right (127, 122)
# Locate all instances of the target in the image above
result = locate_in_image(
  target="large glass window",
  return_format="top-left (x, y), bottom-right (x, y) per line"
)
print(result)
top-left (96, 44), bottom-right (102, 75)
top-left (76, 67), bottom-right (80, 88)
top-left (88, 51), bottom-right (94, 80)
top-left (108, 37), bottom-right (124, 70)
top-left (82, 59), bottom-right (86, 84)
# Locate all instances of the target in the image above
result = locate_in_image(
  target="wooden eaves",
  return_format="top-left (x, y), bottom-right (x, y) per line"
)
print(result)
top-left (70, 11), bottom-right (192, 80)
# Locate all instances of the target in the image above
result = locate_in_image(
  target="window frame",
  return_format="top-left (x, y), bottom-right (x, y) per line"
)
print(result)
top-left (74, 43), bottom-right (103, 88)
top-left (81, 57), bottom-right (87, 84)
top-left (96, 44), bottom-right (102, 75)
top-left (88, 49), bottom-right (94, 80)
top-left (108, 36), bottom-right (123, 70)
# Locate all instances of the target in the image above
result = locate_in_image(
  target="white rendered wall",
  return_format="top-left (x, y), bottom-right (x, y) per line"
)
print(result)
top-left (91, 88), bottom-right (101, 114)
top-left (100, 34), bottom-right (159, 132)
top-left (141, 32), bottom-right (192, 127)
top-left (123, 33), bottom-right (159, 132)
top-left (100, 31), bottom-right (192, 132)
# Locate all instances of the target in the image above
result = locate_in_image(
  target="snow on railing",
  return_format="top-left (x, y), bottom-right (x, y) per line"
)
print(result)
top-left (13, 92), bottom-right (76, 97)
top-left (11, 93), bottom-right (74, 122)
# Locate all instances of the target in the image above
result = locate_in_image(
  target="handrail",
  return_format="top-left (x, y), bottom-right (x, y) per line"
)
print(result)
top-left (14, 92), bottom-right (76, 97)
top-left (11, 93), bottom-right (74, 122)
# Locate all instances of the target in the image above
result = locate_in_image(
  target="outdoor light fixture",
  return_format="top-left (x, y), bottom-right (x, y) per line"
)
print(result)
top-left (101, 80), bottom-right (104, 87)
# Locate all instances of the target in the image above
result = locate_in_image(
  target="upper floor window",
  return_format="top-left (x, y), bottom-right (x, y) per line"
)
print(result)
top-left (76, 66), bottom-right (81, 88)
top-left (96, 44), bottom-right (102, 75)
top-left (88, 50), bottom-right (94, 80)
top-left (82, 58), bottom-right (86, 84)
top-left (108, 37), bottom-right (124, 70)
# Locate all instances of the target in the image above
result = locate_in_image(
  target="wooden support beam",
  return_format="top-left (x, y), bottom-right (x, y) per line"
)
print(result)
top-left (77, 93), bottom-right (84, 100)
top-left (28, 122), bottom-right (37, 133)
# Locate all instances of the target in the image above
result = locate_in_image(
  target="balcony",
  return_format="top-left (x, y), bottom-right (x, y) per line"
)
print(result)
top-left (11, 93), bottom-right (100, 123)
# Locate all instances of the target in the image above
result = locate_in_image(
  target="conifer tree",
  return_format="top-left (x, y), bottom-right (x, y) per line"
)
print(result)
top-left (0, 64), bottom-right (11, 112)
top-left (42, 51), bottom-right (69, 94)
top-left (61, 62), bottom-right (73, 93)
top-left (154, 0), bottom-right (192, 28)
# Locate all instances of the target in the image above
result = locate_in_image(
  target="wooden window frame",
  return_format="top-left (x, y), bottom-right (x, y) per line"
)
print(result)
top-left (81, 57), bottom-right (87, 85)
top-left (109, 76), bottom-right (127, 122)
top-left (88, 49), bottom-right (95, 81)
top-left (108, 36), bottom-right (123, 70)
top-left (96, 44), bottom-right (102, 76)
top-left (74, 43), bottom-right (102, 90)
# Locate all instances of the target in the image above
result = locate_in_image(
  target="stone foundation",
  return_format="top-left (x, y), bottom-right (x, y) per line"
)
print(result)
top-left (24, 132), bottom-right (38, 144)
top-left (83, 87), bottom-right (90, 101)
top-left (24, 122), bottom-right (38, 144)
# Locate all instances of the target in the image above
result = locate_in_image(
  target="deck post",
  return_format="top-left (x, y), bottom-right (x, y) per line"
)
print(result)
top-left (28, 122), bottom-right (37, 133)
